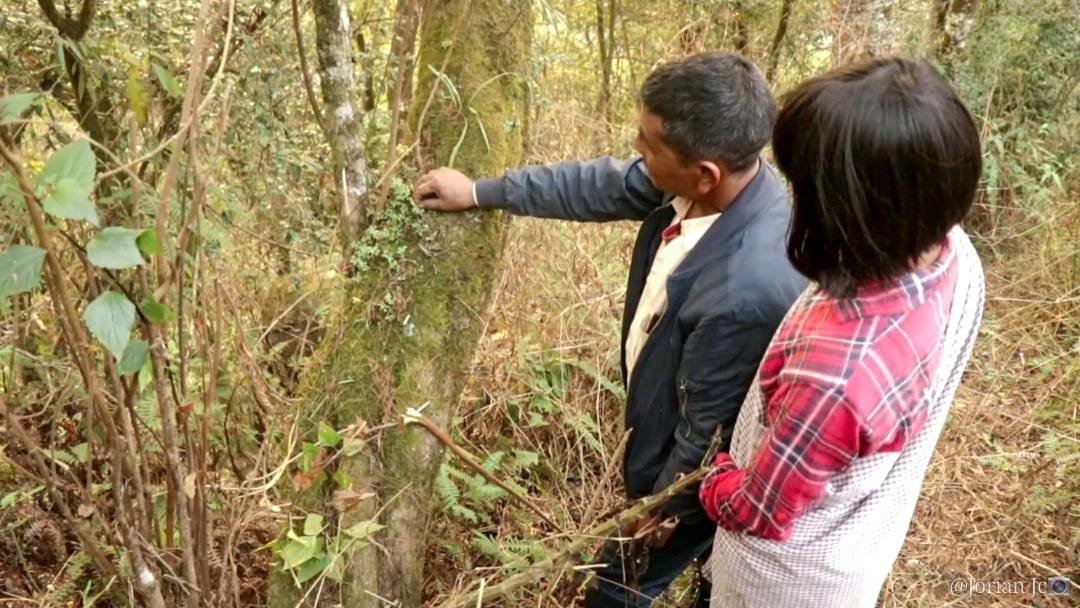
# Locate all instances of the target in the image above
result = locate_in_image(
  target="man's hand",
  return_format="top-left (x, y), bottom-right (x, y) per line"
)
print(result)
top-left (414, 168), bottom-right (476, 211)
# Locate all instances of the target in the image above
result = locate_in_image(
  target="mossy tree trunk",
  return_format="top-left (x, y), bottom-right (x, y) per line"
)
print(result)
top-left (363, 2), bottom-right (532, 602)
top-left (273, 0), bottom-right (532, 606)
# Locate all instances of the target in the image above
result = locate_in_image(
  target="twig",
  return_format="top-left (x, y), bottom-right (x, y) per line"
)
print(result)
top-left (291, 0), bottom-right (326, 135)
top-left (580, 429), bottom-right (630, 527)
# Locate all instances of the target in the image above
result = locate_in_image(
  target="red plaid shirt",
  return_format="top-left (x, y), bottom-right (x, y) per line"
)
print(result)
top-left (699, 240), bottom-right (959, 541)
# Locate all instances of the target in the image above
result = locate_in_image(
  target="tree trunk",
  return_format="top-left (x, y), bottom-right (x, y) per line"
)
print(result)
top-left (831, 0), bottom-right (896, 66)
top-left (765, 0), bottom-right (795, 82)
top-left (595, 0), bottom-right (616, 145)
top-left (270, 0), bottom-right (531, 605)
top-left (930, 0), bottom-right (979, 65)
top-left (358, 0), bottom-right (531, 602)
top-left (312, 0), bottom-right (368, 249)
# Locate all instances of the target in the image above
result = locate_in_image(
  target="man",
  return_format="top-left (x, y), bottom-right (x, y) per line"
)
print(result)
top-left (414, 52), bottom-right (806, 607)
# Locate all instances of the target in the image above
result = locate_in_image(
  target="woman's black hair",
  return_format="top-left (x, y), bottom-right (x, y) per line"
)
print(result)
top-left (773, 57), bottom-right (982, 298)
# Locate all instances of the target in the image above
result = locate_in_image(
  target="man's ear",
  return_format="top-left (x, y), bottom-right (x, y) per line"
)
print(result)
top-left (695, 160), bottom-right (723, 194)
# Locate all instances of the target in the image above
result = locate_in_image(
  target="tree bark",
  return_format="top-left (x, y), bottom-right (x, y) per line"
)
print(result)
top-left (831, 0), bottom-right (896, 66)
top-left (312, 0), bottom-right (369, 250)
top-left (356, 0), bottom-right (531, 602)
top-left (930, 0), bottom-right (979, 64)
top-left (765, 0), bottom-right (795, 82)
top-left (733, 0), bottom-right (752, 56)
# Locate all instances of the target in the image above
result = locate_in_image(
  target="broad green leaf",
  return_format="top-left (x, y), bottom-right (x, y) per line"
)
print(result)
top-left (343, 520), bottom-right (384, 540)
top-left (118, 339), bottom-right (149, 375)
top-left (38, 140), bottom-right (98, 226)
top-left (294, 552), bottom-right (331, 583)
top-left (317, 422), bottom-right (341, 448)
top-left (139, 296), bottom-right (175, 323)
top-left (153, 64), bottom-right (183, 98)
top-left (303, 513), bottom-right (324, 536)
top-left (0, 245), bottom-right (46, 298)
top-left (136, 228), bottom-right (162, 255)
top-left (87, 227), bottom-right (145, 269)
top-left (83, 291), bottom-right (135, 358)
top-left (280, 534), bottom-right (319, 569)
top-left (0, 93), bottom-right (39, 124)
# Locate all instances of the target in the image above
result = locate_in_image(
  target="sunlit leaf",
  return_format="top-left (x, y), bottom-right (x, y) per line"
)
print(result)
top-left (38, 140), bottom-right (98, 226)
top-left (87, 227), bottom-right (145, 269)
top-left (317, 421), bottom-right (341, 448)
top-left (303, 513), bottom-right (324, 536)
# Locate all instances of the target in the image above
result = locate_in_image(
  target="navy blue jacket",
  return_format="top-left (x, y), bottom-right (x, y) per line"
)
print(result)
top-left (475, 157), bottom-right (807, 521)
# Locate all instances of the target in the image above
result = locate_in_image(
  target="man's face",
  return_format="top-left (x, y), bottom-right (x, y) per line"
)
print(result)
top-left (633, 110), bottom-right (695, 198)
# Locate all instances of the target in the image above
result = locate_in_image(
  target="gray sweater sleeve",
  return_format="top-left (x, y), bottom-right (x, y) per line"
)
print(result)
top-left (473, 156), bottom-right (667, 222)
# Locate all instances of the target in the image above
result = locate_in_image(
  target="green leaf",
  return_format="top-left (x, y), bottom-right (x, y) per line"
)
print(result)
top-left (136, 228), bottom-right (162, 255)
top-left (83, 291), bottom-right (135, 358)
top-left (38, 140), bottom-right (98, 226)
top-left (153, 64), bottom-right (183, 98)
top-left (343, 520), bottom-right (384, 540)
top-left (342, 437), bottom-right (366, 457)
top-left (323, 557), bottom-right (344, 582)
top-left (118, 339), bottom-right (149, 375)
top-left (303, 513), bottom-right (324, 536)
top-left (0, 92), bottom-right (39, 124)
top-left (317, 422), bottom-right (341, 448)
top-left (71, 443), bottom-right (90, 464)
top-left (332, 469), bottom-right (350, 488)
top-left (87, 227), bottom-right (145, 269)
top-left (139, 297), bottom-right (175, 323)
top-left (0, 245), bottom-right (46, 299)
top-left (280, 534), bottom-right (319, 569)
top-left (294, 552), bottom-right (330, 583)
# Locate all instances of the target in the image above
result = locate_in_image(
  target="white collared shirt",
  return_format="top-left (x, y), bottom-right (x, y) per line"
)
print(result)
top-left (624, 197), bottom-right (721, 382)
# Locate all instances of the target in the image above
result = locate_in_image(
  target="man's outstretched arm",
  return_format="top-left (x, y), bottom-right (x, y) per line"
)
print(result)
top-left (414, 156), bottom-right (667, 222)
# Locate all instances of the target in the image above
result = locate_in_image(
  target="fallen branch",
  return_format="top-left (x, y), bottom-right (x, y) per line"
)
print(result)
top-left (404, 410), bottom-right (563, 532)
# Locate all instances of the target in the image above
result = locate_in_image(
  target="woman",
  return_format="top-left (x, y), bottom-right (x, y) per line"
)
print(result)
top-left (697, 57), bottom-right (985, 607)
